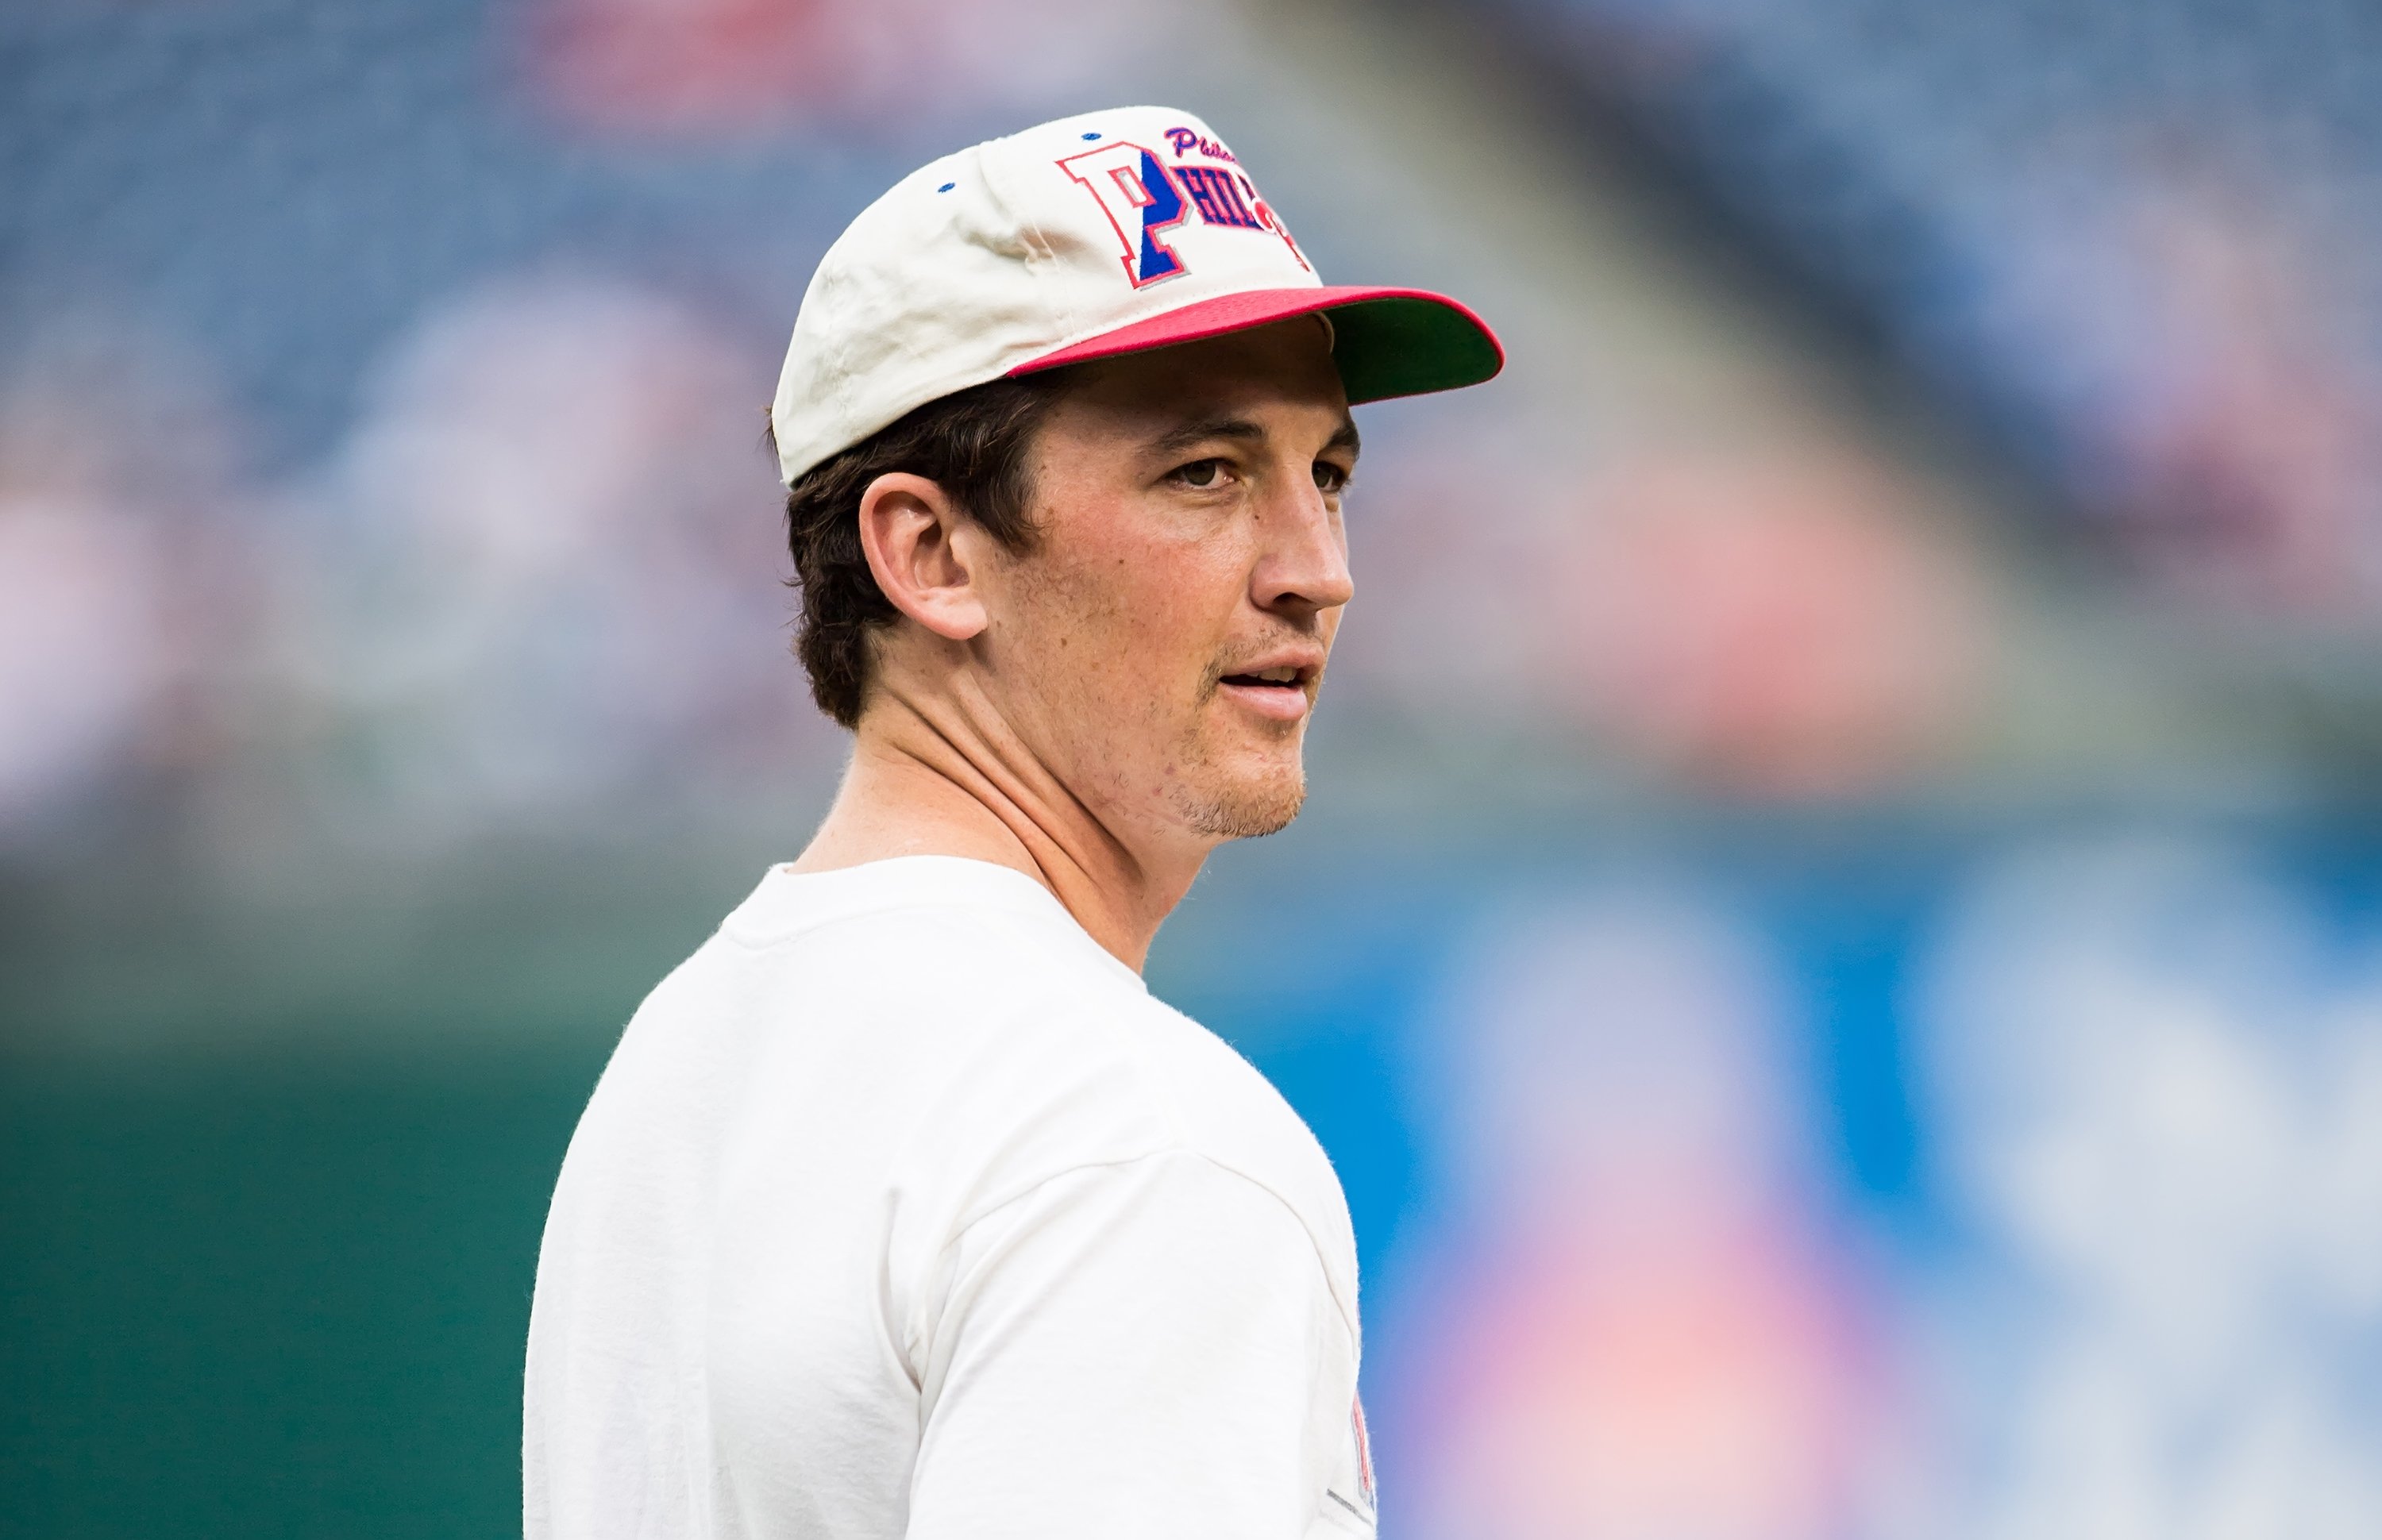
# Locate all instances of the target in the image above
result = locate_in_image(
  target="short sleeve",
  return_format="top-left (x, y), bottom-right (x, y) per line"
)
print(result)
top-left (904, 1149), bottom-right (1359, 1539)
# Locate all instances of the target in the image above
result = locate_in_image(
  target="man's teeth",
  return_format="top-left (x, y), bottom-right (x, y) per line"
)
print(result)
top-left (1245, 667), bottom-right (1299, 683)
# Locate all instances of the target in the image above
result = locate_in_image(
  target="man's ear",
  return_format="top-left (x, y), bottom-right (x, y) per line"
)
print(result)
top-left (856, 472), bottom-right (989, 641)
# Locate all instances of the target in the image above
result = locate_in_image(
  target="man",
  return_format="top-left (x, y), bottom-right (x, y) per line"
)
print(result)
top-left (524, 106), bottom-right (1500, 1538)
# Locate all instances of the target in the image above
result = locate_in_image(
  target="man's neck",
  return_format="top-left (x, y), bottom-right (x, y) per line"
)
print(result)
top-left (788, 692), bottom-right (1210, 972)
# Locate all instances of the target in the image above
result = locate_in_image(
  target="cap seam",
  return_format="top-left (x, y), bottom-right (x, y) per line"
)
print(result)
top-left (981, 132), bottom-right (1060, 269)
top-left (979, 131), bottom-right (1071, 368)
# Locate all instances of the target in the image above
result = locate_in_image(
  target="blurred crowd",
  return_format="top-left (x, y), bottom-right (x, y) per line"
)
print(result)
top-left (19, 0), bottom-right (2382, 855)
top-left (0, 253), bottom-right (1987, 851)
top-left (0, 279), bottom-right (818, 856)
top-left (1517, 0), bottom-right (2382, 616)
top-left (0, 288), bottom-right (2009, 851)
top-left (13, 0), bottom-right (2382, 856)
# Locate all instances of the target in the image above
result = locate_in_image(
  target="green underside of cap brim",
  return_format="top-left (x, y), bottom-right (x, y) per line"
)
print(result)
top-left (1324, 295), bottom-right (1505, 404)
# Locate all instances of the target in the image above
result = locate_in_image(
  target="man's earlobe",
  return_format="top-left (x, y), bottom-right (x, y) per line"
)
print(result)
top-left (857, 472), bottom-right (990, 642)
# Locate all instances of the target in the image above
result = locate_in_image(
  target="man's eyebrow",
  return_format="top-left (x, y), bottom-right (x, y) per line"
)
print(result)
top-left (1146, 414), bottom-right (1267, 457)
top-left (1143, 414), bottom-right (1364, 459)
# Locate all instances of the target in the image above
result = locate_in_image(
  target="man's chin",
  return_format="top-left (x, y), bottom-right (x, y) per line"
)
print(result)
top-left (1174, 764), bottom-right (1307, 841)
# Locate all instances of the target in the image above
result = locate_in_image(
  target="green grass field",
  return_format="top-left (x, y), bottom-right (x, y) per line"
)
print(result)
top-left (0, 1043), bottom-right (609, 1538)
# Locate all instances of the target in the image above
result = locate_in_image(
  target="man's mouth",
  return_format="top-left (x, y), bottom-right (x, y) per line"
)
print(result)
top-left (1219, 665), bottom-right (1305, 691)
top-left (1215, 661), bottom-right (1317, 722)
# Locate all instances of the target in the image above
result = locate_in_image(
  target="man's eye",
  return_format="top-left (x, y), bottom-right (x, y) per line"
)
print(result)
top-left (1314, 462), bottom-right (1351, 494)
top-left (1173, 459), bottom-right (1225, 488)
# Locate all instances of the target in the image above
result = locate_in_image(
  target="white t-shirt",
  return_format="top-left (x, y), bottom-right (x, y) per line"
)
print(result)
top-left (524, 856), bottom-right (1377, 1539)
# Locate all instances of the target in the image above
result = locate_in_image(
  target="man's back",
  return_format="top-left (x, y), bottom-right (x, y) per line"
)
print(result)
top-left (524, 857), bottom-right (1374, 1538)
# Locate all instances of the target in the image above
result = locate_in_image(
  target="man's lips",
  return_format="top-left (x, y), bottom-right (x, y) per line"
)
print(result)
top-left (1216, 657), bottom-right (1320, 722)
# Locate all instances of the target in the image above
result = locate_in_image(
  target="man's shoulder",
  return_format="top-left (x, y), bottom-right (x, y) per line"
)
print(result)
top-left (643, 862), bottom-right (1359, 1303)
top-left (842, 906), bottom-right (1351, 1283)
top-left (898, 979), bottom-right (1361, 1330)
top-left (807, 912), bottom-right (1316, 1194)
top-left (1110, 997), bottom-right (1360, 1299)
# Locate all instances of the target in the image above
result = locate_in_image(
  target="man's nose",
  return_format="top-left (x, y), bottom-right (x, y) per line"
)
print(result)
top-left (1251, 474), bottom-right (1355, 618)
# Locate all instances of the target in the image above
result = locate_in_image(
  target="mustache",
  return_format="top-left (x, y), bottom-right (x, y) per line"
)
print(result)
top-left (1198, 634), bottom-right (1328, 697)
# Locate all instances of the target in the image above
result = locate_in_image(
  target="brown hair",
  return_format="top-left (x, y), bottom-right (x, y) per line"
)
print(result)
top-left (774, 375), bottom-right (1065, 727)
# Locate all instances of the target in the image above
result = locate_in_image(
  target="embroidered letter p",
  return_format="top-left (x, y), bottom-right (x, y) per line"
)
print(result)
top-left (1058, 143), bottom-right (1190, 287)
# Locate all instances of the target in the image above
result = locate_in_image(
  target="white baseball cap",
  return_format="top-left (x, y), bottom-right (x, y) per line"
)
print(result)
top-left (770, 104), bottom-right (1504, 487)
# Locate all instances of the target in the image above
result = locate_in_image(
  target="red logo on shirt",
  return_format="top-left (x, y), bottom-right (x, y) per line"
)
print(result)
top-left (1351, 1396), bottom-right (1375, 1510)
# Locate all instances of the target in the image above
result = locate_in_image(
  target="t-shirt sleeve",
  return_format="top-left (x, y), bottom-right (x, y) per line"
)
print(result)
top-left (904, 1149), bottom-right (1360, 1540)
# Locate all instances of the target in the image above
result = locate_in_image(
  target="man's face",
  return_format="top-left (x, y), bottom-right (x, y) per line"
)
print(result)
top-left (976, 318), bottom-right (1358, 844)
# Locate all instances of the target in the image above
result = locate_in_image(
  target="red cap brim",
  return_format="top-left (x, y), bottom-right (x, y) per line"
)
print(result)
top-left (1008, 285), bottom-right (1503, 404)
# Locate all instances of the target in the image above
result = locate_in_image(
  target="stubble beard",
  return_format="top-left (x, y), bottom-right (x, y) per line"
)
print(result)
top-left (1174, 762), bottom-right (1307, 840)
top-left (1168, 681), bottom-right (1310, 840)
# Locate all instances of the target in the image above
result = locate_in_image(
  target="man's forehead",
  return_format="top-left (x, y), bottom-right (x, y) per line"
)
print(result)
top-left (1070, 317), bottom-right (1342, 401)
top-left (1054, 337), bottom-right (1355, 450)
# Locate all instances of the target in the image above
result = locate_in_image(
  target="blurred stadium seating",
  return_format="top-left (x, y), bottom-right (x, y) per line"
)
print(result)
top-left (1489, 0), bottom-right (2382, 616)
top-left (6, 2), bottom-right (2382, 1537)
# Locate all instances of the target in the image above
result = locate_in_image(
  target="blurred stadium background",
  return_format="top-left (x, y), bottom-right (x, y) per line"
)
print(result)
top-left (8, 0), bottom-right (2382, 1534)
